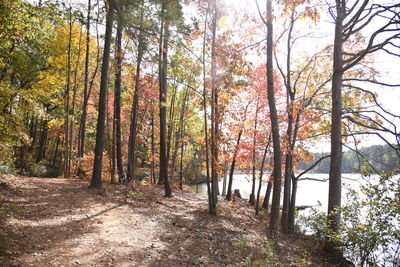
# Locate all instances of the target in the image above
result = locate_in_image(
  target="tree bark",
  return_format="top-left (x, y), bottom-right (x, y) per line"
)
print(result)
top-left (126, 2), bottom-right (144, 183)
top-left (77, 0), bottom-right (91, 177)
top-left (210, 0), bottom-right (218, 209)
top-left (90, 4), bottom-right (114, 189)
top-left (159, 3), bottom-right (172, 197)
top-left (202, 5), bottom-right (213, 214)
top-left (226, 129), bottom-right (243, 201)
top-left (35, 118), bottom-right (48, 163)
top-left (114, 13), bottom-right (125, 184)
top-left (263, 179), bottom-right (272, 210)
top-left (249, 102), bottom-right (259, 205)
top-left (266, 0), bottom-right (282, 240)
top-left (288, 173), bottom-right (297, 233)
top-left (68, 29), bottom-right (83, 177)
top-left (64, 8), bottom-right (73, 178)
top-left (326, 0), bottom-right (344, 247)
top-left (107, 94), bottom-right (116, 184)
top-left (255, 144), bottom-right (269, 216)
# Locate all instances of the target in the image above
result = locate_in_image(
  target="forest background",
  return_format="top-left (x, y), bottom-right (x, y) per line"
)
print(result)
top-left (1, 0), bottom-right (399, 265)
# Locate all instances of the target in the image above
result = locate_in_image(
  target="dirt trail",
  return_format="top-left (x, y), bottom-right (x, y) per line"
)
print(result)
top-left (0, 175), bottom-right (333, 266)
top-left (0, 176), bottom-right (261, 266)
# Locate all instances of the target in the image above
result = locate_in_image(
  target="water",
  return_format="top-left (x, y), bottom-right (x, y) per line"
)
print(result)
top-left (190, 172), bottom-right (364, 211)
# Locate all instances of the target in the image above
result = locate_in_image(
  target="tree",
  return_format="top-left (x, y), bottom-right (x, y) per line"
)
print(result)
top-left (77, 0), bottom-right (92, 177)
top-left (114, 7), bottom-right (125, 184)
top-left (259, 0), bottom-right (283, 240)
top-left (90, 2), bottom-right (114, 189)
top-left (159, 1), bottom-right (172, 197)
top-left (126, 0), bottom-right (145, 183)
top-left (326, 1), bottom-right (400, 251)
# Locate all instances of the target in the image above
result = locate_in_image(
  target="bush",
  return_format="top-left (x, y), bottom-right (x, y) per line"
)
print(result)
top-left (297, 168), bottom-right (400, 266)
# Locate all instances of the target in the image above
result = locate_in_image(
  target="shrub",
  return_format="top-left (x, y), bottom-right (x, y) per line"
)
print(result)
top-left (297, 168), bottom-right (400, 266)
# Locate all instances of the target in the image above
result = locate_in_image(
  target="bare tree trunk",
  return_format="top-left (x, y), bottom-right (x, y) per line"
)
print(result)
top-left (77, 0), bottom-right (91, 177)
top-left (64, 7), bottom-right (73, 178)
top-left (288, 174), bottom-right (297, 233)
top-left (150, 106), bottom-right (156, 184)
top-left (263, 180), bottom-right (273, 210)
top-left (127, 3), bottom-right (145, 182)
top-left (167, 84), bottom-right (177, 169)
top-left (249, 102), bottom-right (259, 205)
top-left (202, 5), bottom-right (213, 214)
top-left (172, 87), bottom-right (189, 181)
top-left (90, 4), bottom-right (114, 189)
top-left (159, 3), bottom-right (171, 197)
top-left (266, 0), bottom-right (282, 240)
top-left (36, 117), bottom-right (48, 163)
top-left (108, 99), bottom-right (116, 184)
top-left (179, 126), bottom-right (185, 190)
top-left (69, 29), bottom-right (83, 177)
top-left (326, 0), bottom-right (344, 250)
top-left (210, 0), bottom-right (218, 211)
top-left (255, 145), bottom-right (269, 215)
top-left (221, 160), bottom-right (227, 196)
top-left (51, 136), bottom-right (60, 168)
top-left (114, 13), bottom-right (125, 184)
top-left (226, 129), bottom-right (243, 201)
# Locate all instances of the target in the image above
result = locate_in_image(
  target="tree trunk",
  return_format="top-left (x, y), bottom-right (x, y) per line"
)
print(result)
top-left (64, 8), bottom-right (73, 178)
top-left (172, 87), bottom-right (189, 181)
top-left (326, 0), bottom-right (344, 249)
top-left (249, 102), bottom-right (259, 205)
top-left (68, 29), bottom-right (83, 177)
top-left (282, 126), bottom-right (293, 232)
top-left (167, 84), bottom-right (178, 169)
top-left (159, 3), bottom-right (172, 197)
top-left (288, 174), bottom-right (297, 233)
top-left (179, 127), bottom-right (185, 190)
top-left (281, 10), bottom-right (295, 234)
top-left (263, 180), bottom-right (272, 210)
top-left (255, 144), bottom-right (269, 215)
top-left (35, 118), bottom-right (48, 163)
top-left (266, 0), bottom-right (282, 240)
top-left (221, 160), bottom-right (227, 196)
top-left (210, 0), bottom-right (218, 210)
top-left (226, 129), bottom-right (243, 201)
top-left (51, 136), bottom-right (60, 168)
top-left (127, 3), bottom-right (144, 182)
top-left (202, 5), bottom-right (213, 214)
top-left (108, 98), bottom-right (116, 184)
top-left (150, 106), bottom-right (156, 184)
top-left (90, 4), bottom-right (114, 189)
top-left (77, 0), bottom-right (91, 177)
top-left (114, 14), bottom-right (125, 184)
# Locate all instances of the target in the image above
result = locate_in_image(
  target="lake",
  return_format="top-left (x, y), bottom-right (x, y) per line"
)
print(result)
top-left (190, 172), bottom-right (365, 212)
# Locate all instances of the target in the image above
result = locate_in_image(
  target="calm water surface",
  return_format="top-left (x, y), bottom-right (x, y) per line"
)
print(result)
top-left (191, 173), bottom-right (365, 212)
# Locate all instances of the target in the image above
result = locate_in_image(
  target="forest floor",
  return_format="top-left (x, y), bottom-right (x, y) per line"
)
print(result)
top-left (0, 175), bottom-right (340, 266)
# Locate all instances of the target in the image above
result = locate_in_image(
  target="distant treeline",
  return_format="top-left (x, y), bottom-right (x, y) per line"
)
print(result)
top-left (299, 144), bottom-right (399, 173)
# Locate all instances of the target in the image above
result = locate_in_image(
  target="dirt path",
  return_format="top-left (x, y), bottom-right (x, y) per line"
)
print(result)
top-left (0, 175), bottom-right (333, 266)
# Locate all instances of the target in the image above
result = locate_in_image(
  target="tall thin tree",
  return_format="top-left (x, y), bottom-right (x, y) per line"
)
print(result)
top-left (114, 9), bottom-right (125, 184)
top-left (127, 0), bottom-right (145, 182)
top-left (266, 0), bottom-right (282, 240)
top-left (159, 2), bottom-right (172, 197)
top-left (90, 2), bottom-right (114, 189)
